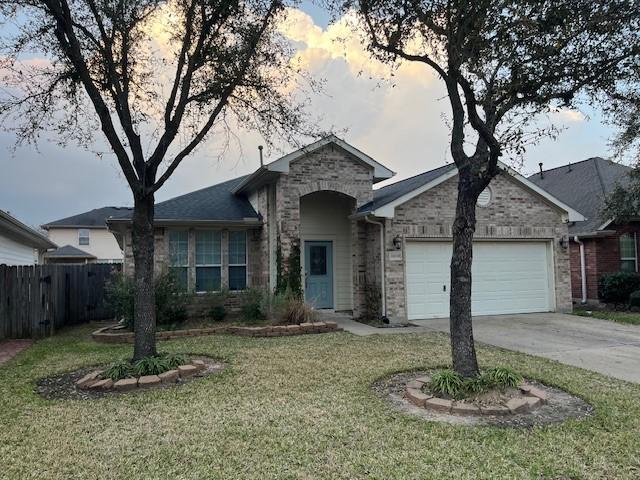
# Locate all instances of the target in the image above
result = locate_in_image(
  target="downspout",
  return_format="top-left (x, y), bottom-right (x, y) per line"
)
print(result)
top-left (365, 215), bottom-right (387, 319)
top-left (574, 236), bottom-right (587, 304)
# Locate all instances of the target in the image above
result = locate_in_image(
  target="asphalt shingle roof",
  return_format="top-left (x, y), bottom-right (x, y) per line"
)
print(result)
top-left (528, 157), bottom-right (632, 234)
top-left (43, 206), bottom-right (133, 228)
top-left (358, 163), bottom-right (456, 213)
top-left (112, 176), bottom-right (259, 222)
top-left (44, 245), bottom-right (95, 258)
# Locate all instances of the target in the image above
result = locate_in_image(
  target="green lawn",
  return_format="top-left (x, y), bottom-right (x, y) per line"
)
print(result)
top-left (573, 308), bottom-right (640, 326)
top-left (1, 325), bottom-right (639, 479)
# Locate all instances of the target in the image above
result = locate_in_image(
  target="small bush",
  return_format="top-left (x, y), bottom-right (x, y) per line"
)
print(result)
top-left (598, 272), bottom-right (640, 304)
top-left (103, 359), bottom-right (135, 381)
top-left (105, 270), bottom-right (188, 330)
top-left (483, 367), bottom-right (522, 388)
top-left (239, 288), bottom-right (268, 323)
top-left (272, 290), bottom-right (316, 325)
top-left (133, 355), bottom-right (172, 377)
top-left (164, 353), bottom-right (190, 369)
top-left (429, 370), bottom-right (465, 399)
top-left (207, 290), bottom-right (228, 322)
top-left (629, 290), bottom-right (640, 308)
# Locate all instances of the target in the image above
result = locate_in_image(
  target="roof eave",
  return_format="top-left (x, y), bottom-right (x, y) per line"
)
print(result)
top-left (0, 211), bottom-right (57, 249)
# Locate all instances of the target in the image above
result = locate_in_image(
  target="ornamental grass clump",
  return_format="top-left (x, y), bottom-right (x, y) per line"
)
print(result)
top-left (428, 367), bottom-right (524, 400)
top-left (102, 353), bottom-right (192, 381)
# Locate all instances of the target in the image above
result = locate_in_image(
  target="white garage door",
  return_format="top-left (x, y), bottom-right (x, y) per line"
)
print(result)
top-left (406, 241), bottom-right (553, 319)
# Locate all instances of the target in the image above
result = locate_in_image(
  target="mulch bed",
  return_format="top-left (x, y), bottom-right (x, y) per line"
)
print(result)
top-left (36, 356), bottom-right (225, 401)
top-left (373, 370), bottom-right (594, 428)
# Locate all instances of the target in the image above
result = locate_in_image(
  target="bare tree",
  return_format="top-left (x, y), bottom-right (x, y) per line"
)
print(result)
top-left (0, 0), bottom-right (310, 360)
top-left (345, 0), bottom-right (640, 376)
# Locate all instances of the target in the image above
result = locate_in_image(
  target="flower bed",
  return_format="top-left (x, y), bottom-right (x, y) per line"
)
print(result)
top-left (92, 321), bottom-right (341, 344)
top-left (405, 374), bottom-right (547, 416)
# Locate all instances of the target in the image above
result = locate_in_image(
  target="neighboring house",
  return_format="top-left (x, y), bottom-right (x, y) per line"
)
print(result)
top-left (529, 157), bottom-right (635, 304)
top-left (0, 210), bottom-right (57, 265)
top-left (42, 207), bottom-right (131, 264)
top-left (108, 135), bottom-right (583, 323)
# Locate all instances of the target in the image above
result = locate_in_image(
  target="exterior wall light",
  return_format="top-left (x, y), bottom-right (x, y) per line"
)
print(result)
top-left (393, 235), bottom-right (402, 250)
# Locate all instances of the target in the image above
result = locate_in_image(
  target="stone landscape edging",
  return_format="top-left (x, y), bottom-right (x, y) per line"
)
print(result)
top-left (92, 321), bottom-right (342, 344)
top-left (405, 375), bottom-right (548, 416)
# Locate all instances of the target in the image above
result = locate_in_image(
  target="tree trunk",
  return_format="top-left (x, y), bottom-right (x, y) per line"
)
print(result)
top-left (131, 192), bottom-right (157, 360)
top-left (449, 171), bottom-right (480, 378)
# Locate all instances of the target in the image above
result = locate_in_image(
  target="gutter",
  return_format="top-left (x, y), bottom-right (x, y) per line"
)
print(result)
top-left (364, 215), bottom-right (387, 320)
top-left (574, 236), bottom-right (587, 304)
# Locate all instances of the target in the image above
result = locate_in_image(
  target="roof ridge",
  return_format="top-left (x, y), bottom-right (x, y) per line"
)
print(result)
top-left (592, 156), bottom-right (608, 196)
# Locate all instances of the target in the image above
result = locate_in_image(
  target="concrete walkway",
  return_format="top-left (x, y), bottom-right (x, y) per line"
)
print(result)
top-left (0, 339), bottom-right (32, 365)
top-left (336, 313), bottom-right (640, 383)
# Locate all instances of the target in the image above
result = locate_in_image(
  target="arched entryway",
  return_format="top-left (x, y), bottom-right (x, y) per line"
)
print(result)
top-left (300, 191), bottom-right (355, 310)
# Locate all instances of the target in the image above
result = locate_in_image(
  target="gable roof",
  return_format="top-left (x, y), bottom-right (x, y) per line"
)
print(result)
top-left (43, 245), bottom-right (95, 259)
top-left (528, 157), bottom-right (632, 235)
top-left (232, 135), bottom-right (395, 194)
top-left (108, 176), bottom-right (260, 225)
top-left (358, 161), bottom-right (585, 222)
top-left (0, 210), bottom-right (57, 250)
top-left (42, 206), bottom-right (133, 229)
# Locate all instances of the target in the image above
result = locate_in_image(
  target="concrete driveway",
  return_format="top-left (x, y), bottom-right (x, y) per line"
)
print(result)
top-left (412, 313), bottom-right (640, 383)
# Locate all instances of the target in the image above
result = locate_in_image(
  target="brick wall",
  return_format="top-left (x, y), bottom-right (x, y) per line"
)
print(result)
top-left (369, 172), bottom-right (573, 322)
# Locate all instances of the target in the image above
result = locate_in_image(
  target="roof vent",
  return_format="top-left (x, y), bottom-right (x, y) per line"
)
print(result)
top-left (567, 161), bottom-right (572, 172)
top-left (258, 145), bottom-right (264, 167)
top-left (538, 162), bottom-right (544, 179)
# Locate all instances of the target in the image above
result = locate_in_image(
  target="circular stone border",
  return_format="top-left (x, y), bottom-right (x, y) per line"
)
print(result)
top-left (92, 321), bottom-right (342, 344)
top-left (36, 356), bottom-right (225, 400)
top-left (373, 371), bottom-right (594, 428)
top-left (405, 374), bottom-right (546, 416)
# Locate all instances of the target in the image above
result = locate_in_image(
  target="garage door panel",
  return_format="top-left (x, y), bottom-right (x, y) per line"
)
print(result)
top-left (406, 241), bottom-right (552, 319)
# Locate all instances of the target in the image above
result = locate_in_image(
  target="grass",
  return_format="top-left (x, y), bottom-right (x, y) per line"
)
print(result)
top-left (573, 307), bottom-right (640, 326)
top-left (1, 325), bottom-right (640, 479)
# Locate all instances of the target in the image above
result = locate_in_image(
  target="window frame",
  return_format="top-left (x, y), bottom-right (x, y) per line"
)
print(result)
top-left (195, 230), bottom-right (222, 293)
top-left (78, 228), bottom-right (90, 246)
top-left (228, 230), bottom-right (248, 291)
top-left (619, 232), bottom-right (638, 272)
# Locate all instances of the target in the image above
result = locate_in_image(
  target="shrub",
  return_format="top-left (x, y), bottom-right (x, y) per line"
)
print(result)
top-left (207, 290), bottom-right (228, 322)
top-left (164, 353), bottom-right (190, 369)
top-left (483, 367), bottom-right (522, 388)
top-left (598, 272), bottom-right (640, 304)
top-left (103, 359), bottom-right (135, 381)
top-left (105, 270), bottom-right (188, 330)
top-left (133, 355), bottom-right (172, 376)
top-left (361, 282), bottom-right (382, 322)
top-left (240, 287), bottom-right (268, 323)
top-left (629, 289), bottom-right (640, 308)
top-left (271, 290), bottom-right (316, 325)
top-left (429, 370), bottom-right (464, 399)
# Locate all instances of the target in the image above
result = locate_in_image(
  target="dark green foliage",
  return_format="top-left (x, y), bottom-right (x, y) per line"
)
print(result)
top-left (103, 359), bottom-right (135, 381)
top-left (598, 272), bottom-right (640, 303)
top-left (429, 370), bottom-right (464, 399)
top-left (240, 288), bottom-right (268, 323)
top-left (133, 355), bottom-right (171, 376)
top-left (207, 290), bottom-right (228, 322)
top-left (286, 241), bottom-right (302, 298)
top-left (275, 238), bottom-right (286, 295)
top-left (105, 271), bottom-right (188, 330)
top-left (164, 353), bottom-right (191, 369)
top-left (428, 367), bottom-right (524, 400)
top-left (629, 290), bottom-right (640, 308)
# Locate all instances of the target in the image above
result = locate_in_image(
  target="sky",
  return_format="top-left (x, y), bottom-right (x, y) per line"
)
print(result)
top-left (0, 2), bottom-right (618, 229)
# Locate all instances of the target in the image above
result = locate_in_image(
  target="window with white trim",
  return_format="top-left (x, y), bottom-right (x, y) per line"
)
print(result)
top-left (619, 233), bottom-right (637, 272)
top-left (168, 230), bottom-right (189, 290)
top-left (228, 231), bottom-right (247, 291)
top-left (195, 230), bottom-right (221, 292)
top-left (78, 228), bottom-right (90, 245)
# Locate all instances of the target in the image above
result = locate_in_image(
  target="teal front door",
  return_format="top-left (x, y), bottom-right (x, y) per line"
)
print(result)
top-left (304, 241), bottom-right (334, 309)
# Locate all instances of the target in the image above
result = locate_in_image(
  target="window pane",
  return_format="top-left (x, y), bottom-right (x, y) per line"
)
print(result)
top-left (171, 267), bottom-right (188, 291)
top-left (196, 231), bottom-right (221, 265)
top-left (229, 231), bottom-right (246, 265)
top-left (169, 230), bottom-right (188, 266)
top-left (621, 260), bottom-right (636, 272)
top-left (196, 266), bottom-right (221, 292)
top-left (229, 266), bottom-right (246, 291)
top-left (79, 228), bottom-right (90, 245)
top-left (310, 245), bottom-right (327, 275)
top-left (619, 234), bottom-right (636, 259)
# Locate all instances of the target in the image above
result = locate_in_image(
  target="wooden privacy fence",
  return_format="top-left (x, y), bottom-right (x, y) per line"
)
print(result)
top-left (0, 263), bottom-right (120, 340)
